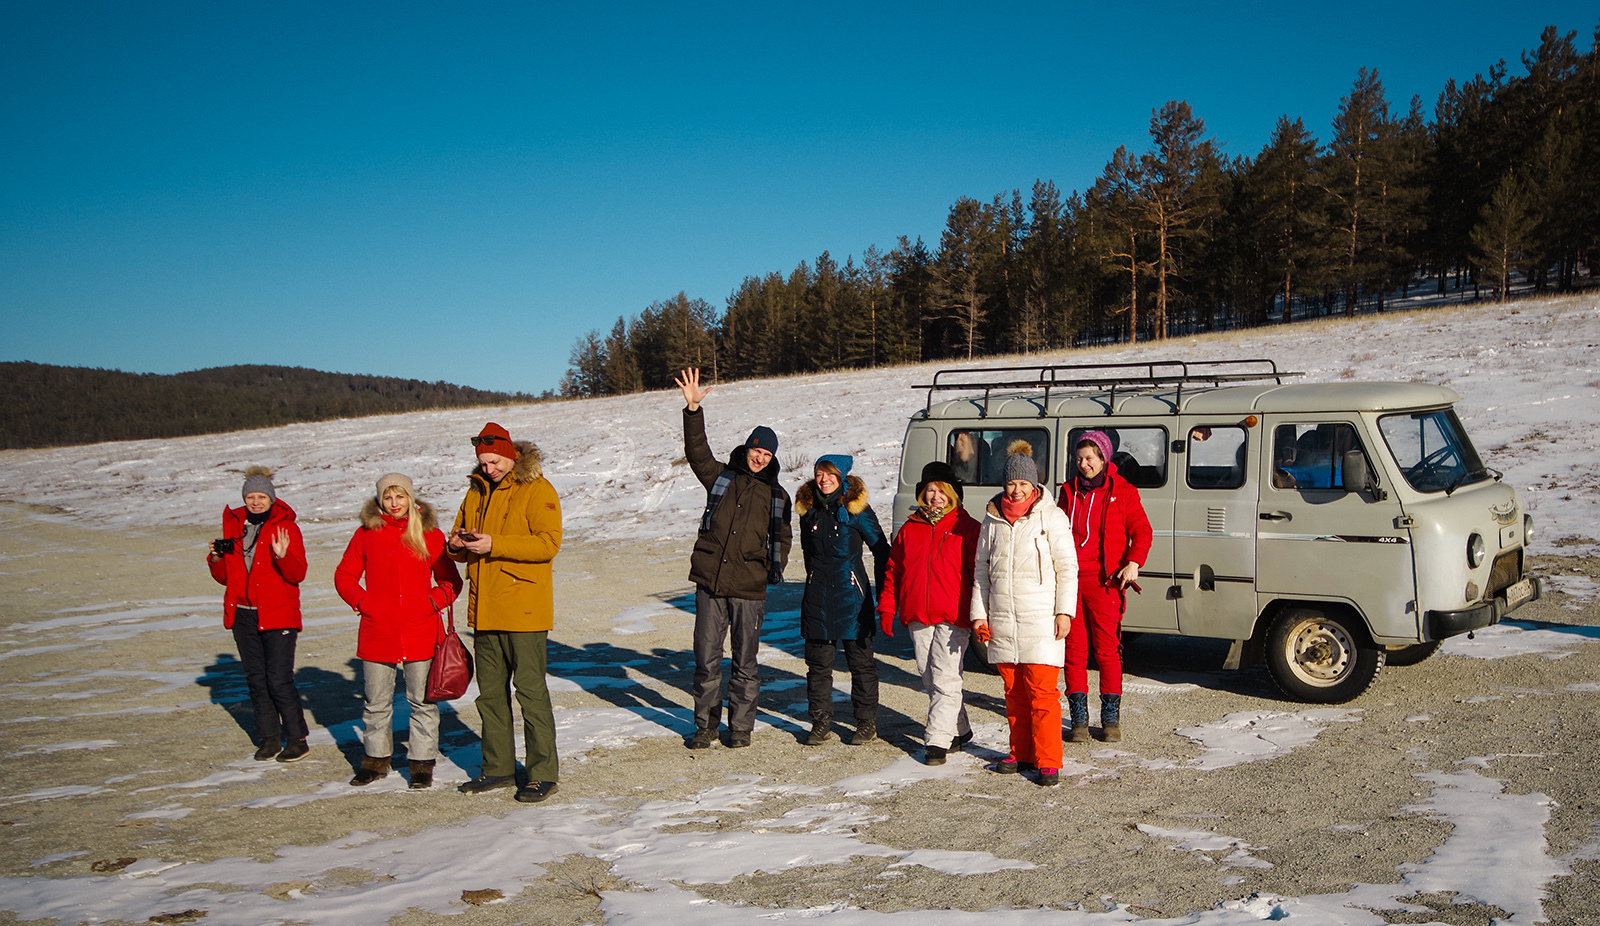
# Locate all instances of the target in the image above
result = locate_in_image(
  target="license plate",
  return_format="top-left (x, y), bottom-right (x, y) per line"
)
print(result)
top-left (1505, 578), bottom-right (1533, 610)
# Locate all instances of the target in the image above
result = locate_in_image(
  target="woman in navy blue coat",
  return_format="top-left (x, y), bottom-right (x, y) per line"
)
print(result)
top-left (797, 454), bottom-right (890, 746)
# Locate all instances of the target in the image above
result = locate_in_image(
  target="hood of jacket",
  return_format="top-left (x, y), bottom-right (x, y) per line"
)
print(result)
top-left (726, 444), bottom-right (781, 485)
top-left (795, 474), bottom-right (868, 517)
top-left (359, 497), bottom-right (439, 532)
top-left (467, 440), bottom-right (544, 493)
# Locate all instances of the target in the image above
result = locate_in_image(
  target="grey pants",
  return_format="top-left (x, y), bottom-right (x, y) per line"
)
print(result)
top-left (361, 659), bottom-right (439, 760)
top-left (692, 590), bottom-right (765, 733)
top-left (473, 630), bottom-right (558, 783)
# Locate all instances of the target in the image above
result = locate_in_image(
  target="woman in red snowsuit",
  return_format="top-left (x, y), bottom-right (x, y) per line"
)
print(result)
top-left (1058, 431), bottom-right (1152, 743)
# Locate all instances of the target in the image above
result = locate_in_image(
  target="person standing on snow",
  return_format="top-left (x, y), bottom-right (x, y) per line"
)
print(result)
top-left (796, 454), bottom-right (889, 747)
top-left (1057, 431), bottom-right (1152, 743)
top-left (879, 461), bottom-right (981, 766)
top-left (675, 368), bottom-right (793, 750)
top-left (335, 473), bottom-right (463, 790)
top-left (971, 441), bottom-right (1077, 787)
top-left (207, 466), bottom-right (312, 763)
top-left (446, 423), bottom-right (563, 803)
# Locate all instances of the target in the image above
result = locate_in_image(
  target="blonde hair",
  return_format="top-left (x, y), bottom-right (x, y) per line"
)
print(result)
top-left (380, 485), bottom-right (429, 560)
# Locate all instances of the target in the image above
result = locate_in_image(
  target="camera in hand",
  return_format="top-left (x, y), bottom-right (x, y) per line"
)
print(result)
top-left (213, 537), bottom-right (236, 555)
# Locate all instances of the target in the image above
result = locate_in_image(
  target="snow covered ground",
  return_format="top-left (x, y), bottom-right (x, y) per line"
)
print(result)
top-left (2, 293), bottom-right (1599, 924)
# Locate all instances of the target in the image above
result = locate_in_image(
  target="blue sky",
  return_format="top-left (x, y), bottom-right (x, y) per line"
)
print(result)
top-left (2, 2), bottom-right (1594, 395)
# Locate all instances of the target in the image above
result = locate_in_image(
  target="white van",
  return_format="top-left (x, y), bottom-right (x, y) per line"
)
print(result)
top-left (892, 360), bottom-right (1541, 703)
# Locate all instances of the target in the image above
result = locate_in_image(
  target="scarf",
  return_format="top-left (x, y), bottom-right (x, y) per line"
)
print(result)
top-left (999, 488), bottom-right (1036, 525)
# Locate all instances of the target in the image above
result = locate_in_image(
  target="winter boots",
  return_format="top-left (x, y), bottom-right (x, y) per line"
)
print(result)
top-left (277, 738), bottom-right (311, 762)
top-left (253, 740), bottom-right (280, 761)
top-left (805, 713), bottom-right (833, 746)
top-left (687, 727), bottom-right (715, 749)
top-left (350, 754), bottom-right (389, 786)
top-left (849, 718), bottom-right (877, 746)
top-left (1066, 692), bottom-right (1091, 743)
top-left (1100, 693), bottom-right (1122, 742)
top-left (408, 759), bottom-right (435, 790)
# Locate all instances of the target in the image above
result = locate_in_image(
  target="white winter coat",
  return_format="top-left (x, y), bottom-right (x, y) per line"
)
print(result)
top-left (971, 488), bottom-right (1078, 667)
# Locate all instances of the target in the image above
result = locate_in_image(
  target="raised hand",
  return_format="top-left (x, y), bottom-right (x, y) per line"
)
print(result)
top-left (270, 530), bottom-right (291, 559)
top-left (674, 368), bottom-right (712, 411)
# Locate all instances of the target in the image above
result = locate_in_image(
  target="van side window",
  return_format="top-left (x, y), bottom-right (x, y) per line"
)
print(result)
top-left (1271, 423), bottom-right (1364, 490)
top-left (1067, 427), bottom-right (1167, 489)
top-left (1186, 426), bottom-right (1247, 489)
top-left (948, 428), bottom-right (1050, 486)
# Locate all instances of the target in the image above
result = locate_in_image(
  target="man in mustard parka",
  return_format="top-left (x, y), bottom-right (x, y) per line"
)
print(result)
top-left (447, 422), bottom-right (563, 802)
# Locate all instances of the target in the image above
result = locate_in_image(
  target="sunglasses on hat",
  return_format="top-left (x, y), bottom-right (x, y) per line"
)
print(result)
top-left (471, 435), bottom-right (507, 447)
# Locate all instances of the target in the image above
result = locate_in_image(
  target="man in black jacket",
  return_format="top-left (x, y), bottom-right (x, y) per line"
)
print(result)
top-left (675, 368), bottom-right (793, 749)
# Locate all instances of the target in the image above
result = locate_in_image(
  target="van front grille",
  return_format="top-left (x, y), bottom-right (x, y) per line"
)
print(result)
top-left (1487, 550), bottom-right (1522, 597)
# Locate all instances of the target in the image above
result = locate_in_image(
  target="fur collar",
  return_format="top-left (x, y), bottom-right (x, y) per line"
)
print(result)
top-left (796, 475), bottom-right (868, 517)
top-left (468, 440), bottom-right (544, 492)
top-left (359, 497), bottom-right (439, 531)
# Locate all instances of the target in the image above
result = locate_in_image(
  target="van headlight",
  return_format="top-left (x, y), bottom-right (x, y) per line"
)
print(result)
top-left (1467, 533), bottom-right (1486, 569)
top-left (1524, 514), bottom-right (1535, 547)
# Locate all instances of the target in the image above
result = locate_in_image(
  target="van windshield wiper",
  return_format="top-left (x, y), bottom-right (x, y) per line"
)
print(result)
top-left (1445, 467), bottom-right (1489, 496)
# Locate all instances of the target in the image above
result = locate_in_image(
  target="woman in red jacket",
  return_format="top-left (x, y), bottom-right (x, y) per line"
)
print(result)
top-left (207, 466), bottom-right (311, 762)
top-left (878, 461), bottom-right (981, 766)
top-left (1057, 431), bottom-right (1153, 743)
top-left (336, 473), bottom-right (463, 789)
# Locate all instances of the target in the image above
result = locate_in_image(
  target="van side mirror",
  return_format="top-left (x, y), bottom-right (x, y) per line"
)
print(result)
top-left (1342, 450), bottom-right (1387, 500)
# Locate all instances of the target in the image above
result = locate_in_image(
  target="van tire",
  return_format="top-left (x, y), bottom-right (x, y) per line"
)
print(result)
top-left (1265, 607), bottom-right (1384, 703)
top-left (1384, 641), bottom-right (1441, 667)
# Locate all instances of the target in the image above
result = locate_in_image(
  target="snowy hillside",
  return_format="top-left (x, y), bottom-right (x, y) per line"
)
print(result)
top-left (2, 293), bottom-right (1596, 556)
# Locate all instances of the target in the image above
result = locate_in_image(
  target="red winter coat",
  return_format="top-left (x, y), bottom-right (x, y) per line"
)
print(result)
top-left (335, 499), bottom-right (464, 663)
top-left (878, 505), bottom-right (981, 634)
top-left (1057, 461), bottom-right (1153, 586)
top-left (208, 499), bottom-right (308, 630)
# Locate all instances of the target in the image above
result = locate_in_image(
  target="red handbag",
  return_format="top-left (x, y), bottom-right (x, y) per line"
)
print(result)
top-left (426, 605), bottom-right (474, 702)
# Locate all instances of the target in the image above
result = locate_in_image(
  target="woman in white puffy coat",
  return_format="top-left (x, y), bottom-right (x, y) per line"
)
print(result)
top-left (971, 440), bottom-right (1077, 786)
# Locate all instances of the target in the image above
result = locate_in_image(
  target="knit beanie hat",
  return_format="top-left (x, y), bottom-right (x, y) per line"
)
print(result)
top-left (916, 460), bottom-right (964, 503)
top-left (375, 472), bottom-right (415, 502)
top-left (241, 466), bottom-right (276, 503)
top-left (815, 454), bottom-right (852, 479)
top-left (745, 425), bottom-right (779, 453)
top-left (1076, 430), bottom-right (1114, 466)
top-left (474, 422), bottom-right (519, 459)
top-left (1003, 440), bottom-right (1040, 485)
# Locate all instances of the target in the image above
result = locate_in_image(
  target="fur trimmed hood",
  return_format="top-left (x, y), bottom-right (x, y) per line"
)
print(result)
top-left (359, 497), bottom-right (439, 531)
top-left (467, 440), bottom-right (544, 491)
top-left (796, 474), bottom-right (868, 517)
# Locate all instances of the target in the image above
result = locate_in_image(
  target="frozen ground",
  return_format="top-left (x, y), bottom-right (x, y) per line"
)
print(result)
top-left (1, 293), bottom-right (1599, 925)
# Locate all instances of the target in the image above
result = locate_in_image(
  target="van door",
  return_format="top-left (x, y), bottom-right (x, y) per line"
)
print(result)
top-left (1257, 418), bottom-right (1416, 642)
top-left (1173, 422), bottom-right (1258, 639)
top-left (1061, 423), bottom-right (1177, 633)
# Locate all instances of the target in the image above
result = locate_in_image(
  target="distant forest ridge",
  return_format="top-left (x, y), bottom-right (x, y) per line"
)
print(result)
top-left (563, 24), bottom-right (1600, 398)
top-left (0, 363), bottom-right (539, 449)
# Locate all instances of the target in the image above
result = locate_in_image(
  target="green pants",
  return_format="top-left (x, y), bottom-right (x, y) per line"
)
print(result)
top-left (472, 629), bottom-right (558, 782)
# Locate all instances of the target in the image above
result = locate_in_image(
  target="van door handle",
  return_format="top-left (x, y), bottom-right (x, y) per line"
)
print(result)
top-left (1259, 511), bottom-right (1291, 521)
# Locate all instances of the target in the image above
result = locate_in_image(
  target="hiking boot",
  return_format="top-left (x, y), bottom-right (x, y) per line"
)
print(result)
top-left (514, 781), bottom-right (559, 803)
top-left (804, 715), bottom-right (833, 746)
top-left (995, 756), bottom-right (1019, 774)
top-left (924, 745), bottom-right (947, 766)
top-left (349, 754), bottom-right (389, 786)
top-left (1037, 767), bottom-right (1060, 786)
top-left (1067, 692), bottom-right (1091, 743)
top-left (1100, 693), bottom-right (1123, 742)
top-left (687, 727), bottom-right (715, 750)
top-left (253, 740), bottom-right (280, 761)
top-left (408, 759), bottom-right (435, 790)
top-left (951, 730), bottom-right (973, 750)
top-left (727, 731), bottom-right (752, 748)
top-left (276, 739), bottom-right (310, 762)
top-left (458, 774), bottom-right (514, 794)
top-left (848, 719), bottom-right (877, 746)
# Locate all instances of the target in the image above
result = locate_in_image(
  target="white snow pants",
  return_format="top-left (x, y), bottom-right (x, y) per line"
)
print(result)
top-left (909, 622), bottom-right (972, 750)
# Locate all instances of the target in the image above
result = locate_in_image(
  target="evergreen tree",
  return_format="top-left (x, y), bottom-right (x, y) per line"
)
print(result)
top-left (1471, 171), bottom-right (1536, 300)
top-left (1133, 101), bottom-right (1221, 338)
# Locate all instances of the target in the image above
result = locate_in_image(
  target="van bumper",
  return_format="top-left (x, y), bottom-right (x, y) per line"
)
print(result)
top-left (1425, 577), bottom-right (1542, 639)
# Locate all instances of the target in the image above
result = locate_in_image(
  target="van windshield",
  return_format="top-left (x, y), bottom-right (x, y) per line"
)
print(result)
top-left (1377, 408), bottom-right (1489, 494)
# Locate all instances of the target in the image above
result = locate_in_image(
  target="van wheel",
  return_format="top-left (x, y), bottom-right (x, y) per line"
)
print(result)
top-left (1384, 641), bottom-right (1441, 667)
top-left (1265, 608), bottom-right (1384, 703)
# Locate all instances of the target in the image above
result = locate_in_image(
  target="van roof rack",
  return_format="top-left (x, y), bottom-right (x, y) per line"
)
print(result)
top-left (913, 359), bottom-right (1301, 417)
